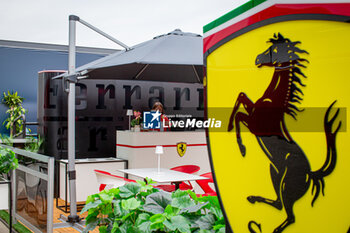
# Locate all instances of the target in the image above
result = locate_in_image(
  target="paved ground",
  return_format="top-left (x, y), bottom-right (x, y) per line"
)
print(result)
top-left (0, 220), bottom-right (9, 232)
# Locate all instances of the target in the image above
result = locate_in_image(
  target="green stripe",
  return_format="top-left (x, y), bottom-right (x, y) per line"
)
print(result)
top-left (203, 0), bottom-right (267, 34)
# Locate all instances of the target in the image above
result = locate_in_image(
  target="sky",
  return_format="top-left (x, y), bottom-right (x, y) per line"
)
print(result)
top-left (0, 0), bottom-right (249, 49)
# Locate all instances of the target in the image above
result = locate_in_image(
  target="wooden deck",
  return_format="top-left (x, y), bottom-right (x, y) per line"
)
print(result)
top-left (16, 199), bottom-right (99, 233)
top-left (53, 199), bottom-right (99, 233)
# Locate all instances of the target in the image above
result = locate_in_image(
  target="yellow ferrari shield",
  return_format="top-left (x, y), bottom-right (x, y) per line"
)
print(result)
top-left (204, 3), bottom-right (350, 233)
top-left (177, 142), bottom-right (187, 157)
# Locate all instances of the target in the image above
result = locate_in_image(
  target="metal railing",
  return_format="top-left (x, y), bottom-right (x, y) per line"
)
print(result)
top-left (1, 144), bottom-right (54, 233)
top-left (13, 114), bottom-right (38, 138)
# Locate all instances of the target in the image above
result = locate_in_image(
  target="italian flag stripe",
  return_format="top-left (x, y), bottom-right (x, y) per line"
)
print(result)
top-left (203, 1), bottom-right (350, 53)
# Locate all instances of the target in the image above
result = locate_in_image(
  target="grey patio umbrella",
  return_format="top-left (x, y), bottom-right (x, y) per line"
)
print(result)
top-left (54, 16), bottom-right (204, 228)
top-left (76, 29), bottom-right (203, 83)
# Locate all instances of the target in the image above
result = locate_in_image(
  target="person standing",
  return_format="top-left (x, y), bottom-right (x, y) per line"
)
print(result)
top-left (151, 102), bottom-right (170, 131)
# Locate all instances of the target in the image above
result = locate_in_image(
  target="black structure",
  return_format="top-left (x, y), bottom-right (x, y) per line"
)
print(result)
top-left (38, 71), bottom-right (204, 159)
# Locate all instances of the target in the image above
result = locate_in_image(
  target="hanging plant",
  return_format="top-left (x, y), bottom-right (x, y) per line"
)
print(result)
top-left (2, 91), bottom-right (26, 137)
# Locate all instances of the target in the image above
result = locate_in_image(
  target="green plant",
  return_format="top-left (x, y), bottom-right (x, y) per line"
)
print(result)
top-left (0, 146), bottom-right (18, 175)
top-left (0, 133), bottom-right (43, 153)
top-left (131, 111), bottom-right (142, 127)
top-left (24, 135), bottom-right (43, 153)
top-left (0, 134), bottom-right (13, 147)
top-left (2, 91), bottom-right (26, 137)
top-left (81, 179), bottom-right (225, 233)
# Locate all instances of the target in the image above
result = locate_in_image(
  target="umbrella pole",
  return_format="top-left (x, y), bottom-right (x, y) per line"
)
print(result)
top-left (67, 15), bottom-right (80, 223)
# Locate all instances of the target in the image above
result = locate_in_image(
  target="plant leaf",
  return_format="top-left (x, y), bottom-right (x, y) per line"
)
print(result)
top-left (213, 224), bottom-right (225, 231)
top-left (198, 195), bottom-right (223, 219)
top-left (197, 230), bottom-right (212, 233)
top-left (171, 189), bottom-right (194, 209)
top-left (114, 200), bottom-right (123, 217)
top-left (143, 191), bottom-right (172, 214)
top-left (121, 198), bottom-right (140, 211)
top-left (99, 192), bottom-right (114, 204)
top-left (119, 182), bottom-right (141, 198)
top-left (196, 213), bottom-right (216, 230)
top-left (118, 222), bottom-right (129, 233)
top-left (135, 213), bottom-right (150, 225)
top-left (164, 205), bottom-right (179, 218)
top-left (99, 225), bottom-right (108, 233)
top-left (168, 215), bottom-right (191, 233)
top-left (149, 214), bottom-right (166, 230)
top-left (137, 221), bottom-right (152, 233)
top-left (80, 199), bottom-right (102, 214)
top-left (179, 202), bottom-right (208, 214)
top-left (145, 177), bottom-right (156, 185)
top-left (82, 219), bottom-right (98, 233)
top-left (163, 219), bottom-right (177, 231)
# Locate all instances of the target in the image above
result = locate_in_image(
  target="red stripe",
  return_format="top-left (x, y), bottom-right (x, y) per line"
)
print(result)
top-left (204, 3), bottom-right (350, 53)
top-left (116, 143), bottom-right (207, 148)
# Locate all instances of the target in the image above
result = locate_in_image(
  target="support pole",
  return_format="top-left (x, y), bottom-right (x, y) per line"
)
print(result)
top-left (54, 15), bottom-right (131, 231)
top-left (67, 15), bottom-right (79, 223)
top-left (78, 17), bottom-right (130, 51)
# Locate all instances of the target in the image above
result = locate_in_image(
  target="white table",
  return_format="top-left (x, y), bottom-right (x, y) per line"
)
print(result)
top-left (118, 168), bottom-right (208, 190)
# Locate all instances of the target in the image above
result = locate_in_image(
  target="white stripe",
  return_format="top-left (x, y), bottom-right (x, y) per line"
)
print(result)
top-left (204, 0), bottom-right (350, 39)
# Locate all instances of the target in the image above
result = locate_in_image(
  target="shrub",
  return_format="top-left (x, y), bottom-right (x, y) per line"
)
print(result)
top-left (81, 179), bottom-right (225, 233)
top-left (0, 146), bottom-right (18, 175)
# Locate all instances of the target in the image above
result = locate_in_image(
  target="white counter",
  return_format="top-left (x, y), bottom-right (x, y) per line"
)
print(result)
top-left (116, 131), bottom-right (212, 193)
top-left (59, 158), bottom-right (127, 203)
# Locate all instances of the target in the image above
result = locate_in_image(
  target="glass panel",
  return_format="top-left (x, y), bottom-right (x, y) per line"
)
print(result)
top-left (16, 160), bottom-right (48, 232)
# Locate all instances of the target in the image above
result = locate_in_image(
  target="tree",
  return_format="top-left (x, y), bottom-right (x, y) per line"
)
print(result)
top-left (2, 91), bottom-right (26, 137)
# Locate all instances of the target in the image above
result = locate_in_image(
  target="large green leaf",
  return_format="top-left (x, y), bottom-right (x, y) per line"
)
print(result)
top-left (99, 225), bottom-right (108, 233)
top-left (187, 190), bottom-right (199, 202)
top-left (118, 222), bottom-right (129, 233)
top-left (137, 221), bottom-right (152, 233)
top-left (119, 182), bottom-right (141, 198)
top-left (84, 211), bottom-right (98, 225)
top-left (115, 220), bottom-right (138, 233)
top-left (149, 214), bottom-right (166, 231)
top-left (165, 215), bottom-right (190, 233)
top-left (196, 213), bottom-right (216, 230)
top-left (135, 213), bottom-right (150, 225)
top-left (99, 192), bottom-right (114, 204)
top-left (171, 190), bottom-right (194, 209)
top-left (101, 203), bottom-right (113, 215)
top-left (82, 219), bottom-right (98, 233)
top-left (163, 219), bottom-right (177, 231)
top-left (164, 205), bottom-right (179, 218)
top-left (111, 219), bottom-right (121, 233)
top-left (121, 198), bottom-right (141, 211)
top-left (80, 199), bottom-right (102, 215)
top-left (114, 200), bottom-right (123, 217)
top-left (213, 224), bottom-right (225, 231)
top-left (179, 202), bottom-right (208, 214)
top-left (143, 191), bottom-right (172, 214)
top-left (197, 196), bottom-right (223, 219)
top-left (145, 177), bottom-right (156, 185)
top-left (136, 179), bottom-right (154, 193)
top-left (196, 230), bottom-right (212, 233)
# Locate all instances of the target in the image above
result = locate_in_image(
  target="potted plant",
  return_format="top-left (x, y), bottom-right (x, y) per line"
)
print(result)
top-left (81, 179), bottom-right (225, 233)
top-left (0, 146), bottom-right (18, 209)
top-left (130, 111), bottom-right (142, 132)
top-left (2, 91), bottom-right (26, 138)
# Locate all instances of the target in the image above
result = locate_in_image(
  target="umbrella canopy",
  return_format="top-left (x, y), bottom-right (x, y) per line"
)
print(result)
top-left (77, 29), bottom-right (203, 83)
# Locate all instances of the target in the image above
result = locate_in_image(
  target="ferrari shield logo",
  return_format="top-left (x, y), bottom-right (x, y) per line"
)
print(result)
top-left (204, 2), bottom-right (350, 233)
top-left (177, 142), bottom-right (187, 157)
